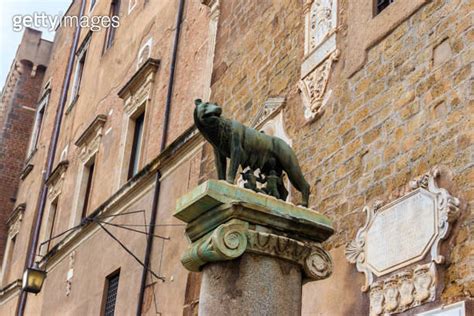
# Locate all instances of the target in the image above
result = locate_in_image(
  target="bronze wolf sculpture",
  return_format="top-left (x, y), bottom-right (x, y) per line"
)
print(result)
top-left (193, 99), bottom-right (310, 207)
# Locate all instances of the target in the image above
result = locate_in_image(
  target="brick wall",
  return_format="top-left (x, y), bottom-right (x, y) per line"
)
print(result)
top-left (0, 61), bottom-right (45, 261)
top-left (201, 0), bottom-right (472, 304)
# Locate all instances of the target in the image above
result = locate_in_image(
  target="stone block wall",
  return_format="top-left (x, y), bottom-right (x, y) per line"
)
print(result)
top-left (201, 0), bottom-right (473, 308)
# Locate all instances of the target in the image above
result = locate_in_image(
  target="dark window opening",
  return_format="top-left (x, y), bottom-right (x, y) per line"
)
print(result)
top-left (375, 0), bottom-right (394, 15)
top-left (128, 112), bottom-right (144, 179)
top-left (104, 0), bottom-right (121, 51)
top-left (103, 270), bottom-right (120, 316)
top-left (81, 159), bottom-right (95, 218)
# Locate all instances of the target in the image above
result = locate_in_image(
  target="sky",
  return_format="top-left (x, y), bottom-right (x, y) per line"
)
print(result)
top-left (0, 0), bottom-right (72, 89)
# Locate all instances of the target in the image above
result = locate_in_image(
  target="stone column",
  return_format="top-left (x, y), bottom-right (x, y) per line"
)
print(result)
top-left (174, 180), bottom-right (334, 316)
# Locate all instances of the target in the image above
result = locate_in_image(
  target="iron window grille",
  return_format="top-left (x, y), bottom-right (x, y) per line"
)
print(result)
top-left (375, 0), bottom-right (395, 15)
top-left (103, 271), bottom-right (120, 316)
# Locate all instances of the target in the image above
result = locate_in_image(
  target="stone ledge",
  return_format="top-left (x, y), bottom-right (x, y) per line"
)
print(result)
top-left (174, 180), bottom-right (335, 281)
top-left (174, 179), bottom-right (334, 242)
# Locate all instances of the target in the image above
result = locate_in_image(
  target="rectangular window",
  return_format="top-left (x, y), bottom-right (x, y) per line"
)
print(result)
top-left (375, 0), bottom-right (395, 15)
top-left (81, 158), bottom-right (95, 218)
top-left (28, 92), bottom-right (49, 157)
top-left (103, 270), bottom-right (120, 316)
top-left (128, 112), bottom-right (144, 179)
top-left (72, 50), bottom-right (87, 101)
top-left (104, 0), bottom-right (121, 51)
top-left (45, 198), bottom-right (58, 252)
top-left (4, 235), bottom-right (16, 282)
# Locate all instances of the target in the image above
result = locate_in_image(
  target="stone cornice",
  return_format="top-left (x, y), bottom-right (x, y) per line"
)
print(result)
top-left (6, 203), bottom-right (26, 227)
top-left (0, 279), bottom-right (21, 303)
top-left (45, 160), bottom-right (69, 186)
top-left (118, 58), bottom-right (160, 99)
top-left (20, 163), bottom-right (34, 180)
top-left (74, 114), bottom-right (107, 147)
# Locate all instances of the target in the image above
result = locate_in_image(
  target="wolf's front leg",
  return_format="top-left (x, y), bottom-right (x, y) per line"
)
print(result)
top-left (227, 135), bottom-right (241, 184)
top-left (214, 149), bottom-right (227, 180)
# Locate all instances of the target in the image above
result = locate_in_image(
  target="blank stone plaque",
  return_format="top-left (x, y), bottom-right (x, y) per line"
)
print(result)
top-left (365, 189), bottom-right (437, 275)
top-left (345, 168), bottom-right (461, 315)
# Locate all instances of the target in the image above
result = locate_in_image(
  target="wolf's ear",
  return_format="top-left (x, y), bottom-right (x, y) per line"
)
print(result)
top-left (194, 99), bottom-right (202, 106)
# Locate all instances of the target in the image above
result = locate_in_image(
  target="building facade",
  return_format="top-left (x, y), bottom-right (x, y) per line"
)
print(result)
top-left (0, 28), bottom-right (52, 266)
top-left (0, 0), bottom-right (471, 315)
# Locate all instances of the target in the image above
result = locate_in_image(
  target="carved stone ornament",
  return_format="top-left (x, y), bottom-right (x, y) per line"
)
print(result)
top-left (118, 58), bottom-right (159, 115)
top-left (46, 160), bottom-right (69, 200)
top-left (181, 220), bottom-right (333, 281)
top-left (300, 0), bottom-right (339, 122)
top-left (368, 263), bottom-right (436, 316)
top-left (7, 203), bottom-right (26, 239)
top-left (75, 114), bottom-right (107, 163)
top-left (305, 0), bottom-right (337, 53)
top-left (345, 167), bottom-right (460, 314)
top-left (299, 50), bottom-right (339, 121)
top-left (251, 96), bottom-right (286, 128)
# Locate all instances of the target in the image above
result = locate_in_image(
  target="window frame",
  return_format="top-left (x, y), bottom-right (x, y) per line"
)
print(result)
top-left (89, 0), bottom-right (98, 13)
top-left (69, 33), bottom-right (92, 108)
top-left (127, 110), bottom-right (145, 179)
top-left (374, 0), bottom-right (395, 16)
top-left (27, 90), bottom-right (50, 158)
top-left (101, 269), bottom-right (121, 316)
top-left (80, 155), bottom-right (96, 219)
top-left (103, 0), bottom-right (121, 52)
top-left (119, 100), bottom-right (148, 185)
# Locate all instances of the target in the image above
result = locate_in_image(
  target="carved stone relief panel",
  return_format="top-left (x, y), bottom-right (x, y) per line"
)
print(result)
top-left (46, 161), bottom-right (69, 201)
top-left (7, 204), bottom-right (25, 239)
top-left (305, 0), bottom-right (337, 54)
top-left (345, 167), bottom-right (461, 315)
top-left (137, 38), bottom-right (152, 69)
top-left (299, 50), bottom-right (339, 121)
top-left (76, 115), bottom-right (107, 163)
top-left (300, 0), bottom-right (339, 122)
top-left (369, 263), bottom-right (436, 316)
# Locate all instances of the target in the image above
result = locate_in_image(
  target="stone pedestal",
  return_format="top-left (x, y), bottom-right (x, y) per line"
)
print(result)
top-left (174, 180), bottom-right (334, 316)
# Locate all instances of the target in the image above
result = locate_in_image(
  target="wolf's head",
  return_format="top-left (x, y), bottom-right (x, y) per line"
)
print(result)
top-left (194, 99), bottom-right (222, 126)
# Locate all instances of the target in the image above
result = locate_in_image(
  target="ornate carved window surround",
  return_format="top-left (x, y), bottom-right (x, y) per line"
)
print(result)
top-left (74, 114), bottom-right (107, 162)
top-left (20, 164), bottom-right (34, 180)
top-left (6, 203), bottom-right (26, 239)
top-left (117, 58), bottom-right (159, 187)
top-left (71, 115), bottom-right (106, 226)
top-left (45, 160), bottom-right (69, 199)
top-left (118, 58), bottom-right (159, 101)
top-left (345, 0), bottom-right (430, 78)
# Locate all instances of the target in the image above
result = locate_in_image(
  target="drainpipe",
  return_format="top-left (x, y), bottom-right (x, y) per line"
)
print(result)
top-left (136, 0), bottom-right (185, 315)
top-left (16, 0), bottom-right (87, 315)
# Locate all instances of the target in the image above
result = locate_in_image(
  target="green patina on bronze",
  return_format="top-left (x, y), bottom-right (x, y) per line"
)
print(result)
top-left (174, 180), bottom-right (335, 276)
top-left (193, 99), bottom-right (310, 206)
top-left (174, 180), bottom-right (334, 242)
